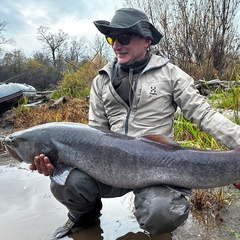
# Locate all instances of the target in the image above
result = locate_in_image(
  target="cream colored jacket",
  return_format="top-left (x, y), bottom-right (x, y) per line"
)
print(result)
top-left (89, 54), bottom-right (240, 149)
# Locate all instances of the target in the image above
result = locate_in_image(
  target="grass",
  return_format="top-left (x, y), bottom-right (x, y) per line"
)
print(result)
top-left (174, 115), bottom-right (226, 150)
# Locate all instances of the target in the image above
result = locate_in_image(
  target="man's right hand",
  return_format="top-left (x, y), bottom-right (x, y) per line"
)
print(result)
top-left (29, 154), bottom-right (54, 176)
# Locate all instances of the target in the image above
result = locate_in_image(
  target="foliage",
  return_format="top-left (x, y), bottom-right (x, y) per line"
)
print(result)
top-left (54, 54), bottom-right (107, 99)
top-left (210, 86), bottom-right (240, 110)
top-left (209, 66), bottom-right (240, 123)
top-left (24, 59), bottom-right (57, 90)
top-left (2, 50), bottom-right (26, 75)
top-left (1, 0), bottom-right (239, 88)
top-left (174, 115), bottom-right (225, 150)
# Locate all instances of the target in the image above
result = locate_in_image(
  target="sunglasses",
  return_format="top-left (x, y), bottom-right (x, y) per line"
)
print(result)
top-left (105, 33), bottom-right (137, 45)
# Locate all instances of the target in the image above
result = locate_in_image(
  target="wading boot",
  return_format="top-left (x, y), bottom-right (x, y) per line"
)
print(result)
top-left (51, 213), bottom-right (101, 239)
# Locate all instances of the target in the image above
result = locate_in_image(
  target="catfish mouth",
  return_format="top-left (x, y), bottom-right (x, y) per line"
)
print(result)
top-left (4, 145), bottom-right (24, 162)
top-left (3, 137), bottom-right (24, 162)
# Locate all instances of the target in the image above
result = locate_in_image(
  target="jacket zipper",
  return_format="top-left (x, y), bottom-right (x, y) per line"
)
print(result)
top-left (125, 68), bottom-right (135, 135)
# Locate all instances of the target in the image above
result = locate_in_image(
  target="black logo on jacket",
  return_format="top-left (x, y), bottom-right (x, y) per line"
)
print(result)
top-left (150, 86), bottom-right (157, 96)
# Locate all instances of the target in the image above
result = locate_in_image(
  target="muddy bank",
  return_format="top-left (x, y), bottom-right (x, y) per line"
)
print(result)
top-left (1, 126), bottom-right (240, 239)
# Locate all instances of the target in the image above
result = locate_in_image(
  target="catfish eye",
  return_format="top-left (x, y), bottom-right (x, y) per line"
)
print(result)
top-left (4, 136), bottom-right (20, 147)
top-left (9, 136), bottom-right (15, 143)
top-left (4, 136), bottom-right (15, 145)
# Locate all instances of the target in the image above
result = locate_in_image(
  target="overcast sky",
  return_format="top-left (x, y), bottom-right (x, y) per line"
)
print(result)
top-left (1, 0), bottom-right (124, 55)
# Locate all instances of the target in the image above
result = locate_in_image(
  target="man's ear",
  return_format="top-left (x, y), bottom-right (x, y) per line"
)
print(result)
top-left (146, 38), bottom-right (152, 46)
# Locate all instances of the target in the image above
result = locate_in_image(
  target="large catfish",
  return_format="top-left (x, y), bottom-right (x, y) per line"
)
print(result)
top-left (3, 122), bottom-right (240, 189)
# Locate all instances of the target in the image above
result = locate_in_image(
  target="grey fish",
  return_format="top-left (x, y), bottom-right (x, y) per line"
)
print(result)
top-left (3, 122), bottom-right (240, 189)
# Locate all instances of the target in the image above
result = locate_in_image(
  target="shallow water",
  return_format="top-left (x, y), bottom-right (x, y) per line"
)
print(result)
top-left (1, 149), bottom-right (240, 239)
top-left (0, 157), bottom-right (172, 240)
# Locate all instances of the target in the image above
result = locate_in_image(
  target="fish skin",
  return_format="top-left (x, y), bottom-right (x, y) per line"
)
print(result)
top-left (3, 122), bottom-right (240, 189)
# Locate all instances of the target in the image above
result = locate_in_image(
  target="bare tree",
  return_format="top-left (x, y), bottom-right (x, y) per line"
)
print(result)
top-left (0, 21), bottom-right (14, 56)
top-left (32, 51), bottom-right (51, 66)
top-left (67, 36), bottom-right (88, 62)
top-left (89, 34), bottom-right (112, 65)
top-left (209, 0), bottom-right (240, 71)
top-left (123, 0), bottom-right (240, 79)
top-left (37, 26), bottom-right (69, 67)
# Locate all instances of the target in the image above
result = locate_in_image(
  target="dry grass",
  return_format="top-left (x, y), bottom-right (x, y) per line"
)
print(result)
top-left (7, 98), bottom-right (89, 130)
top-left (191, 188), bottom-right (232, 210)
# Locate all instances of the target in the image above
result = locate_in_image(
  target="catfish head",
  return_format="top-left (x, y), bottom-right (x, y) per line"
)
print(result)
top-left (3, 126), bottom-right (56, 165)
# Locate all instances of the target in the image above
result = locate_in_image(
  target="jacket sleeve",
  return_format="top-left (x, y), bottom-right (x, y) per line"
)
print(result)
top-left (171, 64), bottom-right (240, 149)
top-left (88, 74), bottom-right (110, 130)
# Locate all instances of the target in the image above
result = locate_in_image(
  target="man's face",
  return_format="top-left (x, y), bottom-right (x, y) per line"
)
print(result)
top-left (108, 30), bottom-right (150, 65)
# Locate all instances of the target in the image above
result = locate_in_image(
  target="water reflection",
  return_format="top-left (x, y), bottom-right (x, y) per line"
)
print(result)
top-left (69, 220), bottom-right (103, 240)
top-left (69, 219), bottom-right (172, 240)
top-left (117, 232), bottom-right (172, 240)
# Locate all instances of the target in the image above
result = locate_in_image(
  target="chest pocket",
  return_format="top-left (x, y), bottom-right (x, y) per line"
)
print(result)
top-left (135, 81), bottom-right (173, 109)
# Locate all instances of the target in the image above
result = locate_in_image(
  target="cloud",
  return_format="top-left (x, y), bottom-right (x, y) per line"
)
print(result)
top-left (0, 0), bottom-right (123, 54)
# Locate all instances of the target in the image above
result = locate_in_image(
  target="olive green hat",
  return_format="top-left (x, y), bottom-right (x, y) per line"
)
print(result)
top-left (93, 8), bottom-right (162, 45)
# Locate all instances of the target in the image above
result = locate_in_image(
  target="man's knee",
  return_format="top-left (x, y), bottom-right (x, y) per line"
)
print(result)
top-left (50, 169), bottom-right (100, 206)
top-left (134, 186), bottom-right (190, 234)
top-left (50, 169), bottom-right (103, 221)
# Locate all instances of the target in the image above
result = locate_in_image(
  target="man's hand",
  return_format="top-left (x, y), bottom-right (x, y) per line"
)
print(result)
top-left (29, 154), bottom-right (54, 176)
top-left (233, 183), bottom-right (240, 190)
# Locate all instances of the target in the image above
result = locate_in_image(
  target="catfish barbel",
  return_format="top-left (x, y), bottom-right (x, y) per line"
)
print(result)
top-left (3, 122), bottom-right (240, 189)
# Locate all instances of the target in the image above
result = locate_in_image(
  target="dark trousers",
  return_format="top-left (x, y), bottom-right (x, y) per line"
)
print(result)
top-left (50, 169), bottom-right (190, 234)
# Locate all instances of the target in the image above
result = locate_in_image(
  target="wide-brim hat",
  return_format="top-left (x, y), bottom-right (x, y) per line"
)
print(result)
top-left (93, 8), bottom-right (162, 45)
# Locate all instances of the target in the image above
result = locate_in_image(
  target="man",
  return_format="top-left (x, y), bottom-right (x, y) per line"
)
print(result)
top-left (30, 8), bottom-right (240, 239)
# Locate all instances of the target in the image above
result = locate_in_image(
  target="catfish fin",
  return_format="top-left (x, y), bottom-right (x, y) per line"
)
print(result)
top-left (142, 134), bottom-right (181, 147)
top-left (51, 164), bottom-right (75, 185)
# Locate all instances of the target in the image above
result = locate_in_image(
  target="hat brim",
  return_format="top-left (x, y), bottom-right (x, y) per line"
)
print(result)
top-left (94, 20), bottom-right (162, 45)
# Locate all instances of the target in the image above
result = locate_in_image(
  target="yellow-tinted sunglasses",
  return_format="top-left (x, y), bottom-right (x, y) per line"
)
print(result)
top-left (105, 33), bottom-right (137, 45)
